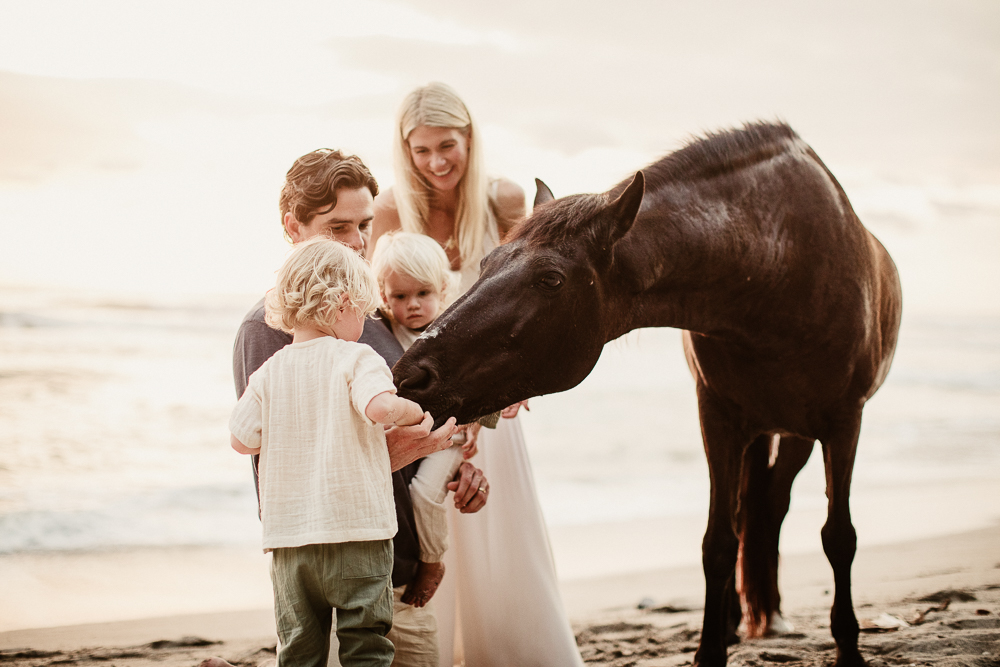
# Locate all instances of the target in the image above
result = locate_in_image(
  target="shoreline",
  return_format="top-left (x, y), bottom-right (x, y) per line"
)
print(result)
top-left (2, 524), bottom-right (997, 659)
top-left (4, 490), bottom-right (997, 635)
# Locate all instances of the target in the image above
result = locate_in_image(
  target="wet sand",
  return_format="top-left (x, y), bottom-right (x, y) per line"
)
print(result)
top-left (1, 525), bottom-right (996, 666)
top-left (568, 526), bottom-right (1000, 666)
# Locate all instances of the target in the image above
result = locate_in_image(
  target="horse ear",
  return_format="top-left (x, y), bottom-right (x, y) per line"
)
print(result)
top-left (533, 178), bottom-right (555, 209)
top-left (600, 171), bottom-right (644, 248)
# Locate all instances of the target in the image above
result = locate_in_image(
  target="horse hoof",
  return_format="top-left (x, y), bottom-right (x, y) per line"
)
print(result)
top-left (833, 648), bottom-right (866, 667)
top-left (766, 611), bottom-right (795, 636)
top-left (693, 647), bottom-right (729, 667)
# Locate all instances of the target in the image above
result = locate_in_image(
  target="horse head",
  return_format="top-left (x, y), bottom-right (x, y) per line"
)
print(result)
top-left (393, 172), bottom-right (645, 426)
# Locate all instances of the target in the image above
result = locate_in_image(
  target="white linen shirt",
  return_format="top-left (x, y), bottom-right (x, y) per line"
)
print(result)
top-left (229, 336), bottom-right (398, 551)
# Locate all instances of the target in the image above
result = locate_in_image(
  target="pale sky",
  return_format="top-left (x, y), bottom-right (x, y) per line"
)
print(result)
top-left (0, 1), bottom-right (507, 95)
top-left (0, 0), bottom-right (998, 314)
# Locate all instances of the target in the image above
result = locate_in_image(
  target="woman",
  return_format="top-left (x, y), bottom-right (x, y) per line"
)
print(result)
top-left (371, 83), bottom-right (584, 667)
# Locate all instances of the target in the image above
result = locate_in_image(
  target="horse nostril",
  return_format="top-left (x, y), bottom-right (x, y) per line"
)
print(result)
top-left (398, 361), bottom-right (435, 395)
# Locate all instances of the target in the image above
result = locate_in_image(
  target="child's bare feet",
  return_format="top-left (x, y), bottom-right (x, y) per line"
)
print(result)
top-left (401, 560), bottom-right (445, 607)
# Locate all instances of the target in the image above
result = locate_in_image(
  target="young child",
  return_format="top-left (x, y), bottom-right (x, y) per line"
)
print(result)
top-left (229, 236), bottom-right (426, 667)
top-left (370, 231), bottom-right (469, 608)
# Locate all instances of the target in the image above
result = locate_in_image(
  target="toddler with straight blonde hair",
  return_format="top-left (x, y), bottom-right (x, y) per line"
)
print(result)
top-left (230, 236), bottom-right (429, 667)
top-left (370, 231), bottom-right (467, 607)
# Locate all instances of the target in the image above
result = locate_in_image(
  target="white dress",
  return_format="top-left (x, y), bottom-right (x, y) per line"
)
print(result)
top-left (432, 187), bottom-right (584, 667)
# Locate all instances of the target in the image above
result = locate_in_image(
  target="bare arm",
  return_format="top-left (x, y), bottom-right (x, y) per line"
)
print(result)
top-left (385, 413), bottom-right (459, 471)
top-left (365, 391), bottom-right (424, 427)
top-left (493, 178), bottom-right (526, 240)
top-left (368, 189), bottom-right (403, 261)
top-left (231, 433), bottom-right (260, 456)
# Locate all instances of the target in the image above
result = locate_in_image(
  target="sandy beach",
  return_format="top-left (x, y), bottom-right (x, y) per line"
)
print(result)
top-left (1, 2), bottom-right (997, 666)
top-left (1, 524), bottom-right (997, 666)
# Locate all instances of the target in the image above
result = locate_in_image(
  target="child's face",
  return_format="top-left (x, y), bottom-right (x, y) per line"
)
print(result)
top-left (382, 270), bottom-right (444, 330)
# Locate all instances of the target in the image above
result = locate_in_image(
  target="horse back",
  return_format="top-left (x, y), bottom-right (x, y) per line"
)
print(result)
top-left (670, 143), bottom-right (901, 434)
top-left (800, 148), bottom-right (902, 402)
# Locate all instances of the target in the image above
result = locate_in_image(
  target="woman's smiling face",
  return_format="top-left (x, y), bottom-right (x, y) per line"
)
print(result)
top-left (407, 125), bottom-right (470, 193)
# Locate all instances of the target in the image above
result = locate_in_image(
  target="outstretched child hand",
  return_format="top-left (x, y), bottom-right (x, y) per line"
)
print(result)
top-left (455, 423), bottom-right (482, 459)
top-left (393, 402), bottom-right (425, 427)
top-left (389, 398), bottom-right (424, 428)
top-left (501, 399), bottom-right (530, 419)
top-left (365, 391), bottom-right (424, 427)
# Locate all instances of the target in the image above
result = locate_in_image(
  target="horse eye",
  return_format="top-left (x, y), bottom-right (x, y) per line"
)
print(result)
top-left (537, 273), bottom-right (563, 290)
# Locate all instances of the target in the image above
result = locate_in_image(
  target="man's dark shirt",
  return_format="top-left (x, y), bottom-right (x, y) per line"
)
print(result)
top-left (232, 300), bottom-right (420, 588)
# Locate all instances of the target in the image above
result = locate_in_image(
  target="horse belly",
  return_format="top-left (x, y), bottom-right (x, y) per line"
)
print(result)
top-left (683, 331), bottom-right (842, 439)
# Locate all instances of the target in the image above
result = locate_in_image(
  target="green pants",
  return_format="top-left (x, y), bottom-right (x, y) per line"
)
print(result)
top-left (270, 540), bottom-right (394, 667)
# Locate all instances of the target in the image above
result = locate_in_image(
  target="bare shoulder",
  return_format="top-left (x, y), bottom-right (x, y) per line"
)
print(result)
top-left (493, 178), bottom-right (526, 216)
top-left (374, 187), bottom-right (401, 222)
top-left (370, 188), bottom-right (402, 259)
top-left (491, 178), bottom-right (526, 234)
top-left (375, 186), bottom-right (398, 211)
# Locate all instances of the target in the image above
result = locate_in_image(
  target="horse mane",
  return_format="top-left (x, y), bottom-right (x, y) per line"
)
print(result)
top-left (634, 120), bottom-right (799, 193)
top-left (507, 193), bottom-right (607, 246)
top-left (510, 121), bottom-right (800, 247)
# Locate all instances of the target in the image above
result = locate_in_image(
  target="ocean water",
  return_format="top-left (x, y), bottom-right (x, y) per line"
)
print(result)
top-left (1, 285), bottom-right (998, 556)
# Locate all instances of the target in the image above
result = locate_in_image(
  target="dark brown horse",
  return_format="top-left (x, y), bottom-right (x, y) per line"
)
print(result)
top-left (394, 122), bottom-right (902, 667)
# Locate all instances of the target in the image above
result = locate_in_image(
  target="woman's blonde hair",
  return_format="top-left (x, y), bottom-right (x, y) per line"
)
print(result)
top-left (265, 237), bottom-right (380, 334)
top-left (392, 82), bottom-right (489, 269)
top-left (370, 232), bottom-right (457, 316)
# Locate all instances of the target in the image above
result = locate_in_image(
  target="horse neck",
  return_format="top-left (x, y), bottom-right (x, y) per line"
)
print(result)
top-left (603, 187), bottom-right (779, 341)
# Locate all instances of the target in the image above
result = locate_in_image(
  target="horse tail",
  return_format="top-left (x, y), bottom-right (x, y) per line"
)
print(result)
top-left (737, 434), bottom-right (777, 638)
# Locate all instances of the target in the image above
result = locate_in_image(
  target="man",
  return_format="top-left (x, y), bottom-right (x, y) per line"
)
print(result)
top-left (232, 149), bottom-right (488, 666)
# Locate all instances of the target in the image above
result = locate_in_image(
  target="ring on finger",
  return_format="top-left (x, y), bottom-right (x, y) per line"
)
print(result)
top-left (478, 485), bottom-right (487, 494)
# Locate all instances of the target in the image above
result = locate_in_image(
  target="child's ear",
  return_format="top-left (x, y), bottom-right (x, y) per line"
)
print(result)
top-left (332, 292), bottom-right (350, 319)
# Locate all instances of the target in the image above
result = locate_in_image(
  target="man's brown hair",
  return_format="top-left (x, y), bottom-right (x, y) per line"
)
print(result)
top-left (279, 149), bottom-right (379, 238)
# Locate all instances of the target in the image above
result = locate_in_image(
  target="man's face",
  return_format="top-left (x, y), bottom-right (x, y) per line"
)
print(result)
top-left (285, 187), bottom-right (374, 253)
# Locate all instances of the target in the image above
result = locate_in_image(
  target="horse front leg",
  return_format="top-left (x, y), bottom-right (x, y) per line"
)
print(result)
top-left (694, 396), bottom-right (748, 667)
top-left (821, 416), bottom-right (866, 667)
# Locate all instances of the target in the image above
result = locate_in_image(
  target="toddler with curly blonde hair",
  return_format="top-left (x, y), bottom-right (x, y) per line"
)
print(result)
top-left (230, 236), bottom-right (427, 667)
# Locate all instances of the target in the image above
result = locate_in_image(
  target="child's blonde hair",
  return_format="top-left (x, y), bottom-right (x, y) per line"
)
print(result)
top-left (370, 232), bottom-right (457, 316)
top-left (265, 236), bottom-right (380, 334)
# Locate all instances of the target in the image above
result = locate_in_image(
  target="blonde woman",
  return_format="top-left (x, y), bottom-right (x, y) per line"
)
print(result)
top-left (371, 83), bottom-right (584, 667)
top-left (369, 83), bottom-right (524, 293)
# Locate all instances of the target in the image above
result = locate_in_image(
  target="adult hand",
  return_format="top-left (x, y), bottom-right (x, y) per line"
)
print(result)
top-left (501, 400), bottom-right (530, 419)
top-left (386, 413), bottom-right (458, 471)
top-left (446, 462), bottom-right (488, 513)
